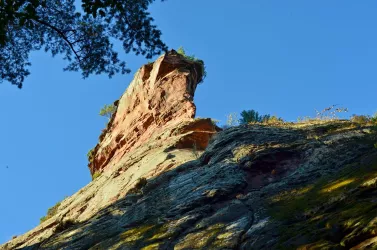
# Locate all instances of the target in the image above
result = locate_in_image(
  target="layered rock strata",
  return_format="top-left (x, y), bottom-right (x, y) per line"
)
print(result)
top-left (89, 50), bottom-right (212, 175)
top-left (2, 52), bottom-right (377, 250)
top-left (1, 51), bottom-right (218, 249)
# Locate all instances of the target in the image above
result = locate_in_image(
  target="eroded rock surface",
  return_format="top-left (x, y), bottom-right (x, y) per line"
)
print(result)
top-left (2, 52), bottom-right (377, 250)
top-left (89, 50), bottom-right (210, 175)
top-left (1, 51), bottom-right (217, 250)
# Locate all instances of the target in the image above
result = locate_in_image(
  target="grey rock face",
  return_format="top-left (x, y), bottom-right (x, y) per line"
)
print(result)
top-left (2, 121), bottom-right (377, 250)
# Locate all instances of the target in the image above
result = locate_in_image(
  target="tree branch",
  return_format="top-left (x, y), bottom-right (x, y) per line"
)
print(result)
top-left (31, 18), bottom-right (81, 62)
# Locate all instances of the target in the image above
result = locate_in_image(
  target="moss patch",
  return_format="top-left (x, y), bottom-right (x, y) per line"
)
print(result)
top-left (120, 225), bottom-right (155, 243)
top-left (116, 222), bottom-right (178, 249)
top-left (92, 171), bottom-right (101, 180)
top-left (141, 243), bottom-right (160, 250)
top-left (174, 223), bottom-right (225, 249)
top-left (268, 157), bottom-right (377, 249)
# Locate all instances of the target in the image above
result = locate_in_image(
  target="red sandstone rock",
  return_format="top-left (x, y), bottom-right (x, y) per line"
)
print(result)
top-left (89, 50), bottom-right (216, 175)
top-left (0, 51), bottom-right (220, 249)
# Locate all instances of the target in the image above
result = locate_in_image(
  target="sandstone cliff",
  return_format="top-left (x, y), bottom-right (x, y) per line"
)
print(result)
top-left (2, 52), bottom-right (377, 250)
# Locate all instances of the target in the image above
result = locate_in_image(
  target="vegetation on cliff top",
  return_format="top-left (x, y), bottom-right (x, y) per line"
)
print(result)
top-left (32, 104), bottom-right (377, 248)
top-left (40, 201), bottom-right (61, 223)
top-left (239, 110), bottom-right (284, 124)
top-left (177, 46), bottom-right (207, 84)
top-left (222, 105), bottom-right (377, 128)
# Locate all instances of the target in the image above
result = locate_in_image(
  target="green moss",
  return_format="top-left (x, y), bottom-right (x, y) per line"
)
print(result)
top-left (141, 243), bottom-right (160, 250)
top-left (350, 114), bottom-right (371, 125)
top-left (297, 240), bottom-right (338, 250)
top-left (117, 223), bottom-right (170, 248)
top-left (92, 171), bottom-right (101, 180)
top-left (176, 46), bottom-right (206, 84)
top-left (174, 223), bottom-right (225, 249)
top-left (87, 148), bottom-right (95, 162)
top-left (148, 224), bottom-right (173, 241)
top-left (268, 157), bottom-right (377, 249)
top-left (120, 225), bottom-right (155, 243)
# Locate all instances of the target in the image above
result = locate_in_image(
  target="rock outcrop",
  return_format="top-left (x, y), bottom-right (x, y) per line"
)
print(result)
top-left (1, 51), bottom-right (217, 249)
top-left (89, 50), bottom-right (212, 175)
top-left (2, 52), bottom-right (377, 250)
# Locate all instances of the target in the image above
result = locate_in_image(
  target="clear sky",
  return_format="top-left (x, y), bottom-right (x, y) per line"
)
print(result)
top-left (1, 0), bottom-right (377, 243)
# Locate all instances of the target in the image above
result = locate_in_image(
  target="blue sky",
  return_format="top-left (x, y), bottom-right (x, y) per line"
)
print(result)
top-left (1, 0), bottom-right (377, 243)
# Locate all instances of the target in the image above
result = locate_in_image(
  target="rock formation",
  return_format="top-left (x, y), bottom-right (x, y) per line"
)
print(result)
top-left (2, 51), bottom-right (377, 250)
top-left (89, 50), bottom-right (212, 176)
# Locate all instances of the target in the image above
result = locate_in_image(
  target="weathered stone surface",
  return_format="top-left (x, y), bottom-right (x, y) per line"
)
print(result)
top-left (89, 50), bottom-right (209, 175)
top-left (2, 52), bottom-right (377, 250)
top-left (3, 120), bottom-right (377, 250)
top-left (0, 51), bottom-right (217, 250)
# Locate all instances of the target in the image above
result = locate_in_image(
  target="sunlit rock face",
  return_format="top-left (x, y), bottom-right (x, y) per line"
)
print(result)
top-left (1, 51), bottom-right (218, 249)
top-left (2, 52), bottom-right (377, 250)
top-left (88, 50), bottom-right (211, 175)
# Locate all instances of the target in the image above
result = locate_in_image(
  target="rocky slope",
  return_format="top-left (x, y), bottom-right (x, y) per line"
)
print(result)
top-left (2, 52), bottom-right (377, 250)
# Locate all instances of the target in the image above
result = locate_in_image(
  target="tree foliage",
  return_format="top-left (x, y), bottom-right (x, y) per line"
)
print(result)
top-left (99, 103), bottom-right (116, 118)
top-left (0, 0), bottom-right (168, 88)
top-left (239, 110), bottom-right (270, 124)
top-left (239, 109), bottom-right (284, 124)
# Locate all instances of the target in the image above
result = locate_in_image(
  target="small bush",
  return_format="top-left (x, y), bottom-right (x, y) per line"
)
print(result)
top-left (239, 110), bottom-right (283, 124)
top-left (226, 113), bottom-right (239, 127)
top-left (296, 105), bottom-right (348, 123)
top-left (92, 171), bottom-right (101, 180)
top-left (87, 148), bottom-right (95, 162)
top-left (99, 104), bottom-right (116, 119)
top-left (264, 115), bottom-right (284, 124)
top-left (371, 112), bottom-right (377, 124)
top-left (239, 110), bottom-right (268, 124)
top-left (351, 114), bottom-right (370, 124)
top-left (297, 116), bottom-right (313, 123)
top-left (177, 46), bottom-right (206, 83)
top-left (315, 105), bottom-right (348, 120)
top-left (177, 46), bottom-right (197, 61)
top-left (40, 201), bottom-right (61, 223)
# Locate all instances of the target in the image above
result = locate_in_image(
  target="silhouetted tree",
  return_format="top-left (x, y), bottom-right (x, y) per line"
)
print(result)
top-left (239, 110), bottom-right (271, 124)
top-left (0, 0), bottom-right (168, 88)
